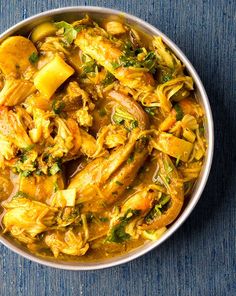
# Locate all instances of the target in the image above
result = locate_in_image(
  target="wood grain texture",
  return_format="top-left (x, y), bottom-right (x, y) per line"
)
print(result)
top-left (0, 0), bottom-right (235, 295)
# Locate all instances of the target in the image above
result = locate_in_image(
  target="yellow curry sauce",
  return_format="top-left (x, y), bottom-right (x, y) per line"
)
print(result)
top-left (0, 16), bottom-right (206, 261)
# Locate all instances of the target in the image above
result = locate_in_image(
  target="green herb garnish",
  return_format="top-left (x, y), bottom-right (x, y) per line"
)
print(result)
top-left (21, 170), bottom-right (32, 177)
top-left (52, 100), bottom-right (65, 114)
top-left (55, 21), bottom-right (78, 45)
top-left (115, 181), bottom-right (123, 186)
top-left (107, 209), bottom-right (140, 243)
top-left (145, 195), bottom-right (170, 224)
top-left (102, 72), bottom-right (116, 86)
top-left (144, 107), bottom-right (156, 116)
top-left (174, 103), bottom-right (184, 121)
top-left (49, 162), bottom-right (61, 175)
top-left (127, 153), bottom-right (134, 164)
top-left (29, 52), bottom-right (39, 64)
top-left (99, 217), bottom-right (109, 222)
top-left (98, 108), bottom-right (107, 117)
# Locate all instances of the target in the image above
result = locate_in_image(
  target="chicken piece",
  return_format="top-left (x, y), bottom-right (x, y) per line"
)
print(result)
top-left (0, 36), bottom-right (37, 78)
top-left (153, 36), bottom-right (183, 73)
top-left (0, 107), bottom-right (32, 162)
top-left (121, 185), bottom-right (156, 215)
top-left (68, 129), bottom-right (148, 211)
top-left (45, 230), bottom-right (89, 257)
top-left (29, 108), bottom-right (53, 143)
top-left (3, 197), bottom-right (58, 241)
top-left (0, 78), bottom-right (36, 106)
top-left (97, 124), bottom-right (128, 149)
top-left (75, 27), bottom-right (155, 90)
top-left (19, 173), bottom-right (64, 203)
top-left (0, 169), bottom-right (14, 201)
top-left (141, 153), bottom-right (184, 230)
top-left (108, 90), bottom-right (149, 130)
top-left (62, 81), bottom-right (92, 111)
top-left (153, 132), bottom-right (193, 162)
top-left (106, 185), bottom-right (157, 243)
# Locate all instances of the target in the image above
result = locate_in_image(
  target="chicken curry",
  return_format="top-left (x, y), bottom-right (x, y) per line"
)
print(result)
top-left (0, 16), bottom-right (206, 261)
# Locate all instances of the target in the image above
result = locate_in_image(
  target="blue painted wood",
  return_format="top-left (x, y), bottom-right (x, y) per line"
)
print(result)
top-left (0, 1), bottom-right (235, 295)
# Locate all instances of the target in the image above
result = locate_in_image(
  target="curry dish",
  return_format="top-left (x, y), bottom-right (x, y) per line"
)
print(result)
top-left (0, 16), bottom-right (206, 260)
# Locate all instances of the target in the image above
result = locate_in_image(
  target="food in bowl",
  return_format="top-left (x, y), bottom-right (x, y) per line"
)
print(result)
top-left (0, 15), bottom-right (206, 261)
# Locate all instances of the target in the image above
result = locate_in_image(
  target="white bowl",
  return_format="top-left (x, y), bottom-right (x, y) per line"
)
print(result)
top-left (0, 6), bottom-right (214, 270)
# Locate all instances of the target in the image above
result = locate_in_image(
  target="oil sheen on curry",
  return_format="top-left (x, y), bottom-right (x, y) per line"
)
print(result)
top-left (0, 16), bottom-right (206, 261)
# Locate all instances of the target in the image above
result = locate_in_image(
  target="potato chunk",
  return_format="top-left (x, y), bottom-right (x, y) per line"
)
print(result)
top-left (0, 36), bottom-right (37, 77)
top-left (155, 132), bottom-right (193, 162)
top-left (31, 22), bottom-right (57, 42)
top-left (104, 21), bottom-right (126, 35)
top-left (34, 55), bottom-right (74, 98)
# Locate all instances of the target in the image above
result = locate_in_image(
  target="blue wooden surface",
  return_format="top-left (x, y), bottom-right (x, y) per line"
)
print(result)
top-left (0, 0), bottom-right (235, 295)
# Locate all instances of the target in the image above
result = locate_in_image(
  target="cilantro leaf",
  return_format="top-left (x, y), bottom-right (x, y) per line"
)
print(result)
top-left (55, 21), bottom-right (78, 45)
top-left (29, 52), bottom-right (39, 64)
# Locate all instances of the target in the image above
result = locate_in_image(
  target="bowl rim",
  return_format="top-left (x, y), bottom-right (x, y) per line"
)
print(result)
top-left (0, 6), bottom-right (214, 270)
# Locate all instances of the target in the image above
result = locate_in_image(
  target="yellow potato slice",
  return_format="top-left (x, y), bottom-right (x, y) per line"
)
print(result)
top-left (34, 54), bottom-right (74, 99)
top-left (155, 132), bottom-right (193, 162)
top-left (31, 22), bottom-right (57, 43)
top-left (0, 36), bottom-right (37, 77)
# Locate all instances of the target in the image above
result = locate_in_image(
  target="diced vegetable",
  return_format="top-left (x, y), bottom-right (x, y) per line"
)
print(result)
top-left (155, 132), bottom-right (193, 162)
top-left (0, 36), bottom-right (37, 76)
top-left (31, 22), bottom-right (57, 42)
top-left (34, 55), bottom-right (74, 98)
top-left (104, 21), bottom-right (126, 35)
top-left (51, 188), bottom-right (77, 207)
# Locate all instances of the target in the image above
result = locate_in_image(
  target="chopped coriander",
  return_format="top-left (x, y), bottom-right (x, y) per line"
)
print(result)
top-left (29, 52), bottom-right (39, 64)
top-left (107, 209), bottom-right (140, 243)
top-left (115, 180), bottom-right (123, 186)
top-left (55, 21), bottom-right (78, 45)
top-left (99, 217), bottom-right (109, 222)
top-left (164, 160), bottom-right (173, 174)
top-left (142, 51), bottom-right (157, 73)
top-left (144, 107), bottom-right (156, 116)
top-left (145, 195), bottom-right (170, 224)
top-left (82, 60), bottom-right (97, 73)
top-left (111, 60), bottom-right (120, 69)
top-left (24, 144), bottom-right (35, 152)
top-left (98, 108), bottom-right (107, 117)
top-left (199, 126), bottom-right (205, 136)
top-left (107, 223), bottom-right (130, 243)
top-left (21, 170), bottom-right (32, 177)
top-left (102, 72), bottom-right (116, 86)
top-left (162, 73), bottom-right (172, 83)
top-left (165, 176), bottom-right (171, 184)
top-left (12, 191), bottom-right (31, 199)
top-left (127, 154), bottom-right (134, 164)
top-left (53, 181), bottom-right (59, 193)
top-left (176, 155), bottom-right (181, 166)
top-left (52, 100), bottom-right (65, 114)
top-left (49, 162), bottom-right (61, 175)
top-left (174, 103), bottom-right (184, 121)
top-left (130, 120), bottom-right (138, 129)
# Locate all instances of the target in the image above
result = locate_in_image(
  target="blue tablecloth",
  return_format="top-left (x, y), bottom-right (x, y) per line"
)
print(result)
top-left (0, 1), bottom-right (235, 295)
